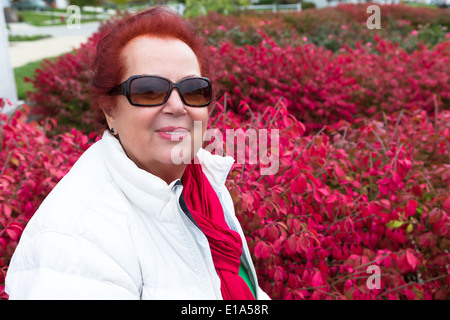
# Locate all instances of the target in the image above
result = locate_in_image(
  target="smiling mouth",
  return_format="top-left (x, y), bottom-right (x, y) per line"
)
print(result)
top-left (156, 127), bottom-right (189, 133)
top-left (161, 131), bottom-right (187, 135)
top-left (156, 127), bottom-right (190, 141)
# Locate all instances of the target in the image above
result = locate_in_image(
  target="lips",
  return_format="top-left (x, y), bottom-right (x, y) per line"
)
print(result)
top-left (155, 126), bottom-right (189, 141)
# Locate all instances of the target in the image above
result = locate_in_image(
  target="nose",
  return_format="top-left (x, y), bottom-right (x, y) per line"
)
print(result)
top-left (161, 88), bottom-right (187, 116)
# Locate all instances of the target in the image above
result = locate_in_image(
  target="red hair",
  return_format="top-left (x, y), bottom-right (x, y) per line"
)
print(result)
top-left (89, 6), bottom-right (213, 133)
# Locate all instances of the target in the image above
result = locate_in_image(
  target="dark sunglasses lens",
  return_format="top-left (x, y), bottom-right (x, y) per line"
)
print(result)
top-left (130, 77), bottom-right (170, 106)
top-left (180, 78), bottom-right (211, 106)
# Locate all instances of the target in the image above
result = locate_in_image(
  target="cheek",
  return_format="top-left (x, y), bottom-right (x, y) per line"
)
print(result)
top-left (118, 107), bottom-right (159, 133)
top-left (187, 108), bottom-right (208, 152)
top-left (189, 108), bottom-right (209, 132)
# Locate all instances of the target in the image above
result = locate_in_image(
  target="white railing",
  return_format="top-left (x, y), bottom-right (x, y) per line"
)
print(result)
top-left (327, 0), bottom-right (401, 6)
top-left (240, 3), bottom-right (302, 12)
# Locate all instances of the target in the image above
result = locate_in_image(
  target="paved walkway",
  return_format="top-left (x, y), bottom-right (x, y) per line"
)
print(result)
top-left (9, 35), bottom-right (89, 67)
top-left (8, 21), bottom-right (100, 68)
top-left (8, 21), bottom-right (100, 37)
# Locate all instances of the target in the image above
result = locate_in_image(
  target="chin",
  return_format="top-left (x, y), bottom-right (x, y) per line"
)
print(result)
top-left (157, 134), bottom-right (200, 165)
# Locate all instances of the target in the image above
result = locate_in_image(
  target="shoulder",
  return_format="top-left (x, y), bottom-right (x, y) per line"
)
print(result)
top-left (6, 138), bottom-right (143, 297)
top-left (18, 139), bottom-right (135, 250)
top-left (7, 140), bottom-right (141, 291)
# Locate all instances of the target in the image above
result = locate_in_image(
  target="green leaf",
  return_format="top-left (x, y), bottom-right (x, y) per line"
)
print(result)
top-left (406, 223), bottom-right (413, 233)
top-left (386, 219), bottom-right (404, 229)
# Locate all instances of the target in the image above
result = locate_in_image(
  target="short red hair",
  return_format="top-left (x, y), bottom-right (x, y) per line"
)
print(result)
top-left (89, 6), bottom-right (212, 133)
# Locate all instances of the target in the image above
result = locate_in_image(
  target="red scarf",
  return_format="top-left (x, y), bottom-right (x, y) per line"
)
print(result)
top-left (181, 162), bottom-right (255, 300)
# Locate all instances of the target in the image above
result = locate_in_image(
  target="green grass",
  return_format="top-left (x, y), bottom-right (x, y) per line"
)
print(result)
top-left (18, 11), bottom-right (53, 26)
top-left (8, 34), bottom-right (52, 41)
top-left (13, 56), bottom-right (58, 100)
top-left (18, 10), bottom-right (105, 26)
top-left (406, 3), bottom-right (439, 8)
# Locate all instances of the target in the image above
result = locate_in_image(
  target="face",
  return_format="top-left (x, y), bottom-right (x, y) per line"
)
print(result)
top-left (104, 36), bottom-right (209, 183)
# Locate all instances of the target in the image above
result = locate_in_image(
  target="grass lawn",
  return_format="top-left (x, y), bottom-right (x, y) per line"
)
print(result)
top-left (18, 10), bottom-right (105, 26)
top-left (8, 34), bottom-right (52, 41)
top-left (18, 11), bottom-right (54, 26)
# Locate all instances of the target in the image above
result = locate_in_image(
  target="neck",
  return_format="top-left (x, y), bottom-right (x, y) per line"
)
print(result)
top-left (144, 163), bottom-right (188, 186)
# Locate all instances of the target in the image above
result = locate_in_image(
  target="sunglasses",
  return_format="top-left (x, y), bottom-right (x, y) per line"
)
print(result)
top-left (108, 75), bottom-right (212, 107)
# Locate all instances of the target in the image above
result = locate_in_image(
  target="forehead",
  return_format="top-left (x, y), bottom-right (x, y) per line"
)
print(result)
top-left (121, 36), bottom-right (201, 80)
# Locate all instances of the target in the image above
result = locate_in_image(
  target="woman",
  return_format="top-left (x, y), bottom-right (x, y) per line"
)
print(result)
top-left (5, 7), bottom-right (270, 300)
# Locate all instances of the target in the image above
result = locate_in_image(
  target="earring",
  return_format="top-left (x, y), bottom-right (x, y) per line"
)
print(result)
top-left (110, 128), bottom-right (115, 135)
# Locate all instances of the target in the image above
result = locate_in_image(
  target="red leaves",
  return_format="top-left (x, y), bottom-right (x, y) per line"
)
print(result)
top-left (218, 99), bottom-right (450, 300)
top-left (253, 241), bottom-right (273, 260)
top-left (405, 200), bottom-right (418, 218)
top-left (4, 223), bottom-right (23, 242)
top-left (290, 175), bottom-right (306, 195)
top-left (443, 197), bottom-right (450, 213)
top-left (0, 98), bottom-right (13, 109)
top-left (205, 22), bottom-right (450, 136)
top-left (284, 235), bottom-right (298, 255)
top-left (311, 271), bottom-right (324, 288)
top-left (405, 249), bottom-right (420, 272)
top-left (211, 37), bottom-right (358, 134)
top-left (284, 233), bottom-right (313, 257)
top-left (25, 33), bottom-right (99, 133)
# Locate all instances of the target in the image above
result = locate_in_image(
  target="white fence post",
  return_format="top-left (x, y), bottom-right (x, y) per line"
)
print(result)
top-left (241, 3), bottom-right (303, 12)
top-left (0, 0), bottom-right (18, 109)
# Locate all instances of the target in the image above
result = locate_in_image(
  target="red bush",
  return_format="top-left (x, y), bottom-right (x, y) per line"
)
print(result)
top-left (210, 33), bottom-right (450, 134)
top-left (338, 36), bottom-right (450, 117)
top-left (1, 96), bottom-right (449, 299)
top-left (192, 4), bottom-right (450, 51)
top-left (207, 96), bottom-right (449, 300)
top-left (24, 33), bottom-right (102, 134)
top-left (210, 34), bottom-right (359, 133)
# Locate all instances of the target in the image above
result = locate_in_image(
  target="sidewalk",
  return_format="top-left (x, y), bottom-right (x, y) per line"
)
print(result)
top-left (9, 35), bottom-right (89, 68)
top-left (8, 21), bottom-right (100, 37)
top-left (8, 21), bottom-right (100, 67)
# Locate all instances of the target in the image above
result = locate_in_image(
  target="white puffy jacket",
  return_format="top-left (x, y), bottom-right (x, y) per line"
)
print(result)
top-left (6, 131), bottom-right (270, 300)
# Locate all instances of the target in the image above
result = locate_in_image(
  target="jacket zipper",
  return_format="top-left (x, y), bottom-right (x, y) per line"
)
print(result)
top-left (174, 182), bottom-right (259, 299)
top-left (174, 184), bottom-right (222, 299)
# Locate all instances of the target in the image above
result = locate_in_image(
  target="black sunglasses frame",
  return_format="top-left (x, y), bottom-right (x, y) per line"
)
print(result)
top-left (108, 75), bottom-right (212, 107)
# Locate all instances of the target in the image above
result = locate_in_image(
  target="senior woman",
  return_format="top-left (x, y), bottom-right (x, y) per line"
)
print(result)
top-left (5, 7), bottom-right (269, 300)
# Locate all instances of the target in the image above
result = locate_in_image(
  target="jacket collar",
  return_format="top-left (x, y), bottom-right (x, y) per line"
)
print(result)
top-left (99, 131), bottom-right (234, 218)
top-left (195, 148), bottom-right (235, 193)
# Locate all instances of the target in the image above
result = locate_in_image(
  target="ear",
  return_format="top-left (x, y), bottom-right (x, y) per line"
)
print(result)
top-left (101, 105), bottom-right (116, 131)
